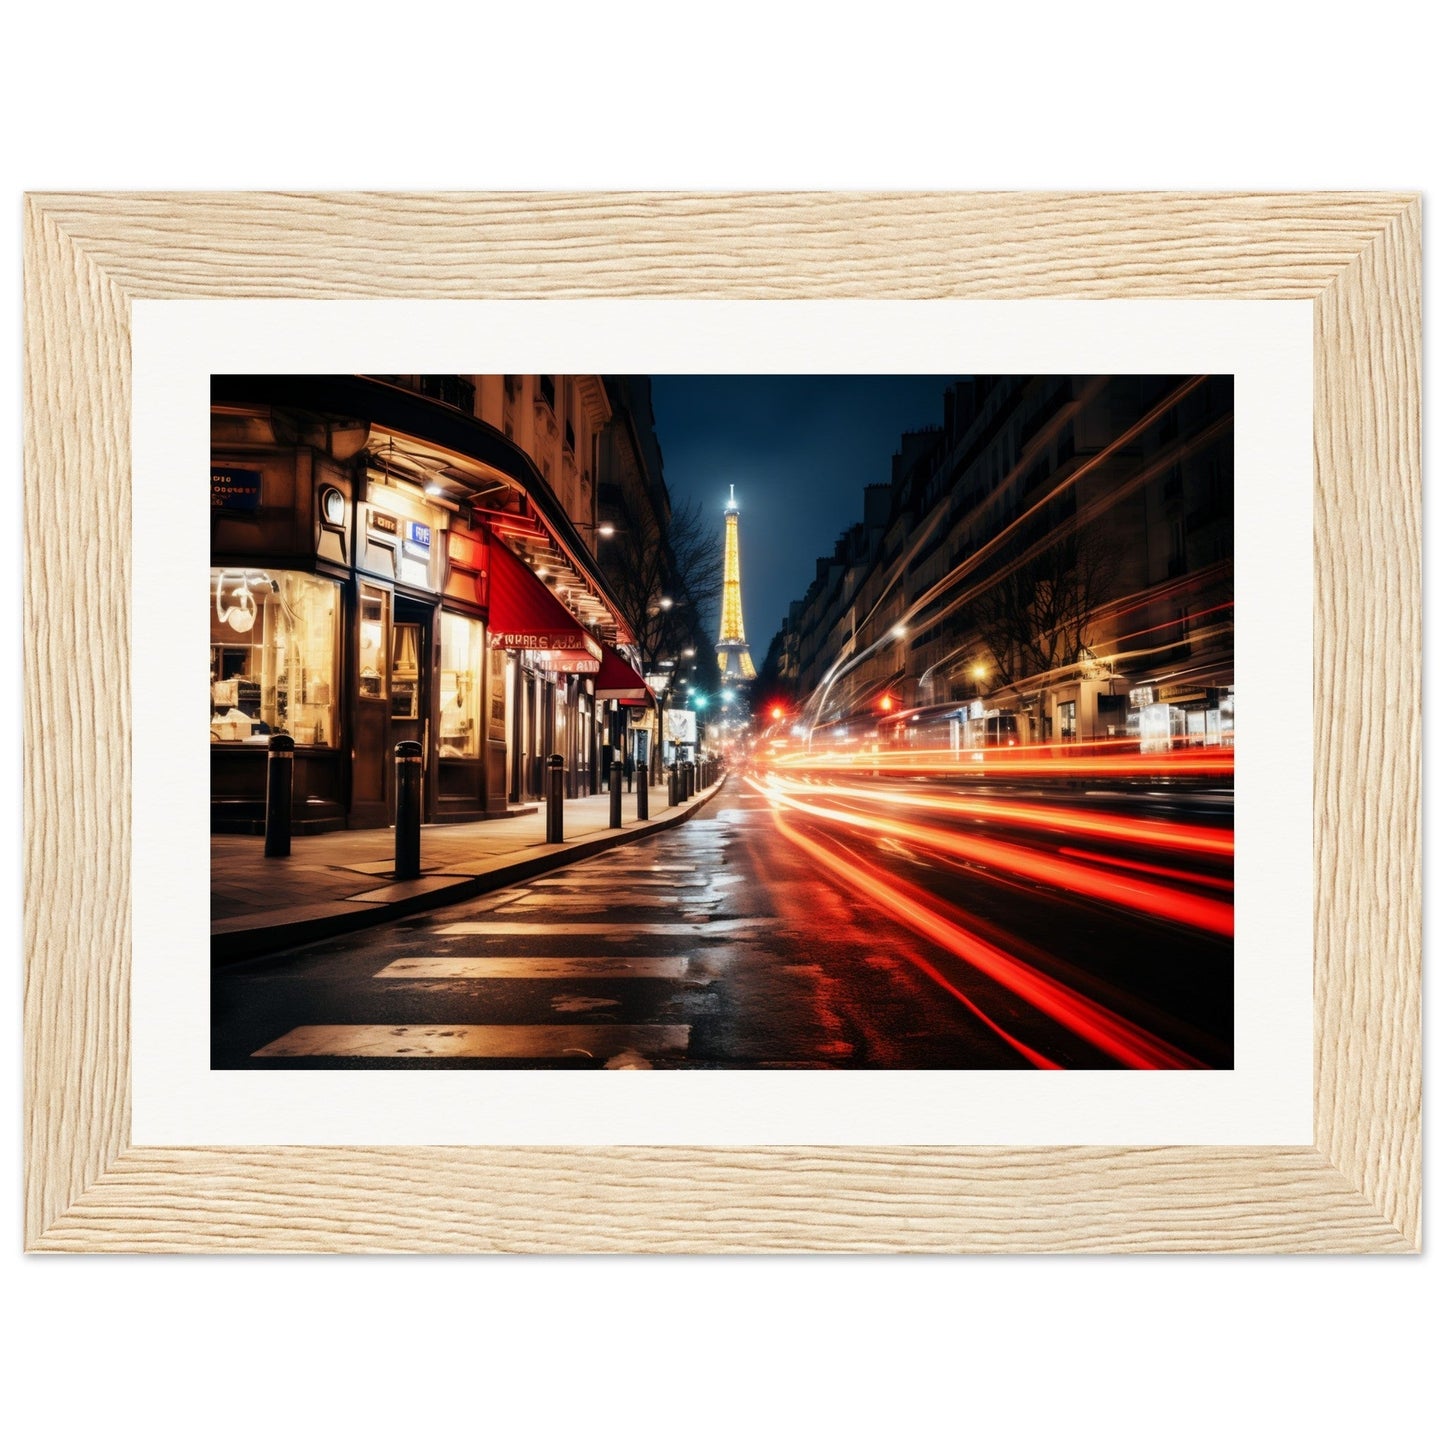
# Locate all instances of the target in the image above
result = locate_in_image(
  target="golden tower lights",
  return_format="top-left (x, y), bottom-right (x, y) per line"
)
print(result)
top-left (716, 484), bottom-right (756, 680)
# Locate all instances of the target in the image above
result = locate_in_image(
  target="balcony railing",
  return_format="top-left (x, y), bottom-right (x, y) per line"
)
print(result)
top-left (417, 375), bottom-right (476, 414)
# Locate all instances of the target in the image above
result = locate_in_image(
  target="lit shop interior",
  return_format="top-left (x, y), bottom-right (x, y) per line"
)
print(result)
top-left (210, 376), bottom-right (647, 834)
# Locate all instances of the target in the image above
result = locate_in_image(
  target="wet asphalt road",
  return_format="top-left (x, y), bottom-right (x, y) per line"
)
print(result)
top-left (213, 772), bottom-right (1232, 1070)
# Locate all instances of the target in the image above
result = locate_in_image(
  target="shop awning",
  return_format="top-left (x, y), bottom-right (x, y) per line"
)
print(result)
top-left (594, 642), bottom-right (651, 700)
top-left (483, 535), bottom-right (600, 655)
top-left (536, 649), bottom-right (600, 675)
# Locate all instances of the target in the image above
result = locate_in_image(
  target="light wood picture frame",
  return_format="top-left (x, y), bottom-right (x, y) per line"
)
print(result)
top-left (23, 192), bottom-right (1421, 1253)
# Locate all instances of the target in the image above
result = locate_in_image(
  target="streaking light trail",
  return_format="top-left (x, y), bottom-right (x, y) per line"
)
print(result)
top-left (747, 775), bottom-right (1233, 937)
top-left (771, 811), bottom-right (1203, 1069)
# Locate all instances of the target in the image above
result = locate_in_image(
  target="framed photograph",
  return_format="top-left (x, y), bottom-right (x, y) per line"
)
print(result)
top-left (23, 192), bottom-right (1420, 1252)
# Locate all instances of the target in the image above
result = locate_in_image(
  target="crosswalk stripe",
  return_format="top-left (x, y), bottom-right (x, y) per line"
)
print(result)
top-left (501, 893), bottom-right (716, 910)
top-left (549, 864), bottom-right (697, 874)
top-left (527, 875), bottom-right (707, 888)
top-left (374, 955), bottom-right (692, 979)
top-left (436, 919), bottom-right (767, 936)
top-left (251, 1023), bottom-right (690, 1060)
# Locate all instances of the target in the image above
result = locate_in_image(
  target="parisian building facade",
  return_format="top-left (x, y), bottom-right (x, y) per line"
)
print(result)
top-left (209, 373), bottom-right (681, 834)
top-left (760, 375), bottom-right (1234, 750)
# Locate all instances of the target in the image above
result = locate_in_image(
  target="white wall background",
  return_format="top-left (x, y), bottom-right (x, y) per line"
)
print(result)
top-left (3, 4), bottom-right (1437, 1440)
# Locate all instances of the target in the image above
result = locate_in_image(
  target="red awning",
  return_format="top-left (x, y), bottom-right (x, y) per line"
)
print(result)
top-left (482, 535), bottom-right (597, 654)
top-left (594, 642), bottom-right (650, 700)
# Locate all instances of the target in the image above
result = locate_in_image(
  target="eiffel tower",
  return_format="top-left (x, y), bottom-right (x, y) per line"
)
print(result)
top-left (715, 485), bottom-right (756, 680)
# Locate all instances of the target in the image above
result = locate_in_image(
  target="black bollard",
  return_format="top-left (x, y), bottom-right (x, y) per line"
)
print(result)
top-left (546, 753), bottom-right (564, 843)
top-left (264, 734), bottom-right (294, 858)
top-left (669, 761), bottom-right (678, 807)
top-left (685, 761), bottom-right (695, 799)
top-left (609, 760), bottom-right (623, 828)
top-left (637, 764), bottom-right (649, 821)
top-left (394, 740), bottom-right (423, 880)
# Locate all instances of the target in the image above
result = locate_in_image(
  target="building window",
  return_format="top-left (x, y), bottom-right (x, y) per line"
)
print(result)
top-left (418, 375), bottom-right (476, 413)
top-left (1168, 519), bottom-right (1187, 576)
top-left (538, 374), bottom-right (556, 411)
top-left (210, 569), bottom-right (339, 746)
top-left (439, 612), bottom-right (484, 758)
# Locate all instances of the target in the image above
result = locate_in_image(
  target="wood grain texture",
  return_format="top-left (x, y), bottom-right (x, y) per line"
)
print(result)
top-left (21, 191), bottom-right (1422, 1253)
top-left (23, 191), bottom-right (1418, 299)
top-left (1312, 199), bottom-right (1422, 1248)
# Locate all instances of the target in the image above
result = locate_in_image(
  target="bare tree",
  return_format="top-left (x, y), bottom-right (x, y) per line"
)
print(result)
top-left (599, 495), bottom-right (723, 777)
top-left (967, 523), bottom-right (1116, 721)
top-left (604, 497), bottom-right (720, 676)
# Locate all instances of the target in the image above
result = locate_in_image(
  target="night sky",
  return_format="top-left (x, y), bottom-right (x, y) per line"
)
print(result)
top-left (650, 376), bottom-right (963, 662)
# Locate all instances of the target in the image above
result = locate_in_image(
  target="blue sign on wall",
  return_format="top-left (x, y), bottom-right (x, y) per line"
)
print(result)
top-left (406, 521), bottom-right (432, 553)
top-left (211, 466), bottom-right (263, 511)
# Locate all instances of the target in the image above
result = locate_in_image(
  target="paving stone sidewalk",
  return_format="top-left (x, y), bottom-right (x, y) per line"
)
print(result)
top-left (212, 778), bottom-right (720, 963)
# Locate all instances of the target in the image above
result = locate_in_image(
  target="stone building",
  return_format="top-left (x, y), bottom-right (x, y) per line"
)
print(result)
top-left (767, 375), bottom-right (1234, 750)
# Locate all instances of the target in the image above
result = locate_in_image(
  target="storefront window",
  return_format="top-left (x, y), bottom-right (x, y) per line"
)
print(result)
top-left (210, 569), bottom-right (339, 746)
top-left (439, 611), bottom-right (483, 758)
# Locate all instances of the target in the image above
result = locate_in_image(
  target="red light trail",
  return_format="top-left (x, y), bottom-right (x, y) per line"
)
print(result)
top-left (749, 775), bottom-right (1232, 936)
top-left (771, 810), bottom-right (1204, 1070)
top-left (764, 776), bottom-right (1235, 859)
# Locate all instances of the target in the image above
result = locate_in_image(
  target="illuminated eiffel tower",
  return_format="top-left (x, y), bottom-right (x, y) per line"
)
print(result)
top-left (716, 485), bottom-right (756, 680)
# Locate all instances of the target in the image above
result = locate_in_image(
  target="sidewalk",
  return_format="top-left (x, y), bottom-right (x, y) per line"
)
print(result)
top-left (212, 775), bottom-right (724, 965)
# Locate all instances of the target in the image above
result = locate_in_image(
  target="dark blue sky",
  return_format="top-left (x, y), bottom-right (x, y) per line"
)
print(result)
top-left (651, 376), bottom-right (962, 662)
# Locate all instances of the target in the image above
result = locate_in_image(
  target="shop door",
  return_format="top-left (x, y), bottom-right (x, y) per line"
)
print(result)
top-left (351, 583), bottom-right (433, 828)
top-left (389, 597), bottom-right (433, 819)
top-left (351, 583), bottom-right (393, 828)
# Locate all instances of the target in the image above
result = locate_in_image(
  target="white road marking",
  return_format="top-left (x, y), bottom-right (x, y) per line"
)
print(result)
top-left (528, 873), bottom-right (705, 888)
top-left (252, 1023), bottom-right (690, 1060)
top-left (436, 919), bottom-right (767, 936)
top-left (501, 893), bottom-right (719, 910)
top-left (374, 955), bottom-right (692, 979)
top-left (544, 864), bottom-right (698, 876)
top-left (550, 994), bottom-right (620, 1013)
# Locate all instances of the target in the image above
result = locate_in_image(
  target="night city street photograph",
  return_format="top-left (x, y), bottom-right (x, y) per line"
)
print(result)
top-left (211, 372), bottom-right (1234, 1071)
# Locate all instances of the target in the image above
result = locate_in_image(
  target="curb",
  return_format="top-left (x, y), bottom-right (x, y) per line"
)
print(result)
top-left (212, 774), bottom-right (728, 968)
